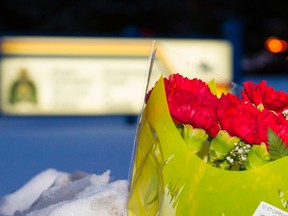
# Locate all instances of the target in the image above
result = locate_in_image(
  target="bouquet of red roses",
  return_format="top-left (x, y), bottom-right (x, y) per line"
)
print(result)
top-left (145, 73), bottom-right (288, 171)
top-left (128, 43), bottom-right (288, 215)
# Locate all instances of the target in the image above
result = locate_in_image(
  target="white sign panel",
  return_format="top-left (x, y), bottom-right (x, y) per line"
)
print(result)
top-left (0, 37), bottom-right (232, 115)
top-left (0, 57), bottom-right (149, 115)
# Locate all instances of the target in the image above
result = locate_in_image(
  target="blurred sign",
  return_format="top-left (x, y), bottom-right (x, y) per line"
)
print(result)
top-left (0, 36), bottom-right (232, 115)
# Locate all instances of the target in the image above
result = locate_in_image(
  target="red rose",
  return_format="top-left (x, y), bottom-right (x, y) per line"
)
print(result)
top-left (164, 73), bottom-right (213, 95)
top-left (265, 112), bottom-right (288, 147)
top-left (217, 93), bottom-right (268, 144)
top-left (276, 128), bottom-right (288, 147)
top-left (218, 92), bottom-right (288, 146)
top-left (241, 80), bottom-right (288, 115)
top-left (259, 110), bottom-right (287, 145)
top-left (164, 74), bottom-right (220, 137)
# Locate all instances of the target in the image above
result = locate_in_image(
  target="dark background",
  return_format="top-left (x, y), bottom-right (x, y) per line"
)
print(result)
top-left (0, 0), bottom-right (288, 77)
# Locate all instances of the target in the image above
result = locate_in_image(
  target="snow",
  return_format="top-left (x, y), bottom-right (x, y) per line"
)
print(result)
top-left (0, 169), bottom-right (129, 216)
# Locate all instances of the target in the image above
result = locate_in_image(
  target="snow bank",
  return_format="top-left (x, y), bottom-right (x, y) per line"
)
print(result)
top-left (0, 169), bottom-right (129, 216)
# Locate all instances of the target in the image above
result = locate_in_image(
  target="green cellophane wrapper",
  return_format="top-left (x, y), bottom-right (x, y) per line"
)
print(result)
top-left (127, 42), bottom-right (288, 215)
top-left (128, 76), bottom-right (288, 215)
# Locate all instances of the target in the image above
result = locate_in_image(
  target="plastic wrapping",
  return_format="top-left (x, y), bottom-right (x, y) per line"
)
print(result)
top-left (128, 41), bottom-right (288, 215)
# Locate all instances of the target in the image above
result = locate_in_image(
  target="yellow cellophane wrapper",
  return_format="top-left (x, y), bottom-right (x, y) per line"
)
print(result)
top-left (128, 76), bottom-right (288, 215)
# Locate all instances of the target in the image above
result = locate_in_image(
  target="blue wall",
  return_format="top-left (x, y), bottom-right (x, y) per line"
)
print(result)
top-left (0, 116), bottom-right (137, 197)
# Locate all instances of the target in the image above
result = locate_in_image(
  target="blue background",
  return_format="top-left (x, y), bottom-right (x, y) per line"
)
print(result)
top-left (0, 116), bottom-right (137, 198)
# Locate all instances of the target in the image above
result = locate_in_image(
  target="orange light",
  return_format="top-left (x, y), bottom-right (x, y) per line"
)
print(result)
top-left (265, 37), bottom-right (287, 53)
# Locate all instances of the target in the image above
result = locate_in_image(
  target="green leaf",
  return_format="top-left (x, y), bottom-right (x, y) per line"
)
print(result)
top-left (208, 79), bottom-right (218, 96)
top-left (209, 130), bottom-right (240, 162)
top-left (181, 124), bottom-right (208, 154)
top-left (245, 144), bottom-right (270, 169)
top-left (267, 128), bottom-right (288, 160)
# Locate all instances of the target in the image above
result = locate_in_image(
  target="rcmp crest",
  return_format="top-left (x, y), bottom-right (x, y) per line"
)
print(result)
top-left (9, 69), bottom-right (37, 105)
